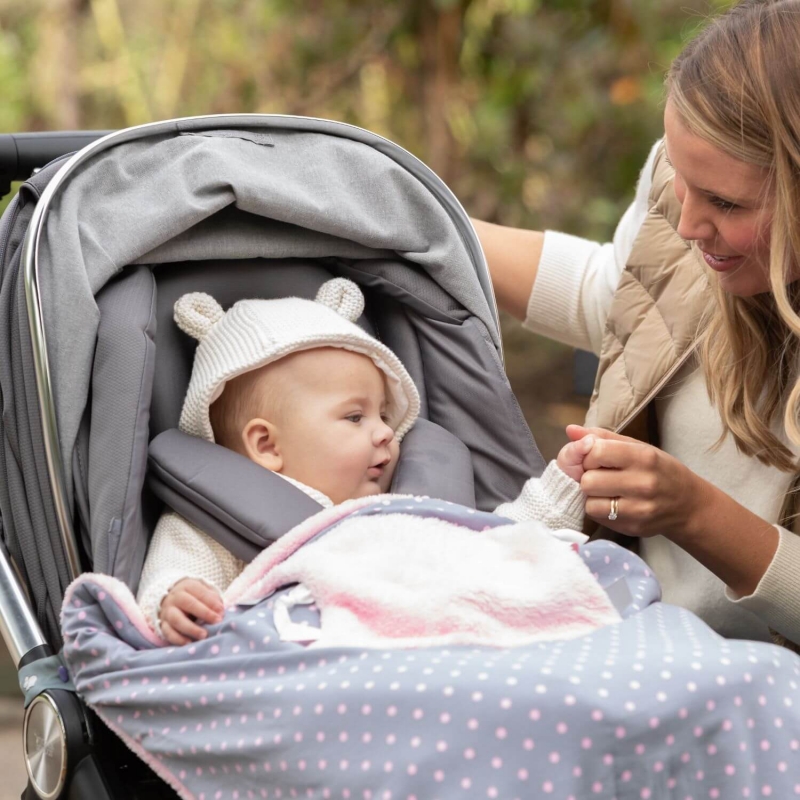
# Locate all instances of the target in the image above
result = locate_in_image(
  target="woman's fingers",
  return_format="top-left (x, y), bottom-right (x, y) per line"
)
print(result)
top-left (581, 439), bottom-right (654, 472)
top-left (566, 424), bottom-right (640, 445)
top-left (580, 468), bottom-right (650, 498)
top-left (584, 496), bottom-right (653, 534)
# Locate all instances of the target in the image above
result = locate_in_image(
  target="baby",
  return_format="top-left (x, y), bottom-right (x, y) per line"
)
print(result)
top-left (138, 278), bottom-right (593, 644)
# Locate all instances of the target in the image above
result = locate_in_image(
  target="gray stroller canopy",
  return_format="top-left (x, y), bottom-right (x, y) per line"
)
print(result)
top-left (0, 115), bottom-right (543, 645)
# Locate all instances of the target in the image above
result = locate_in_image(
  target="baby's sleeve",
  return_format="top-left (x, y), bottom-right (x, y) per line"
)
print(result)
top-left (136, 510), bottom-right (245, 635)
top-left (494, 461), bottom-right (585, 531)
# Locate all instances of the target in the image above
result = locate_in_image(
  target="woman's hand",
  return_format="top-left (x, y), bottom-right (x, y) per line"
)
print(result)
top-left (567, 424), bottom-right (780, 599)
top-left (566, 424), bottom-right (709, 539)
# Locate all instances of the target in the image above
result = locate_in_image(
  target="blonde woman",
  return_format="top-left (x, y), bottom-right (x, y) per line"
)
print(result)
top-left (474, 0), bottom-right (800, 648)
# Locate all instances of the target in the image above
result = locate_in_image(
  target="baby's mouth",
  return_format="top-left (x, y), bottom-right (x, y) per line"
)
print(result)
top-left (367, 454), bottom-right (391, 480)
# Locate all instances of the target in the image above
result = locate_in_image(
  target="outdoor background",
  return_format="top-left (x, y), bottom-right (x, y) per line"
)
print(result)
top-left (0, 0), bottom-right (727, 794)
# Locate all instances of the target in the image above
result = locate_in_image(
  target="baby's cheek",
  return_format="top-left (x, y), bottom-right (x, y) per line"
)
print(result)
top-left (380, 462), bottom-right (397, 492)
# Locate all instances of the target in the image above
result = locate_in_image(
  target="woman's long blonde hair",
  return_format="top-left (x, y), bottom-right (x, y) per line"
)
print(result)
top-left (667, 0), bottom-right (800, 472)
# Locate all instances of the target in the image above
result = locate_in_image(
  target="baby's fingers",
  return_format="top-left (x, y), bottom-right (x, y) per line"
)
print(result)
top-left (559, 435), bottom-right (595, 466)
top-left (193, 583), bottom-right (225, 615)
top-left (161, 619), bottom-right (191, 647)
top-left (173, 590), bottom-right (222, 627)
top-left (162, 605), bottom-right (209, 642)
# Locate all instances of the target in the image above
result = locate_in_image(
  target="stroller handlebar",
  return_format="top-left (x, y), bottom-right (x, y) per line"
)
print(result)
top-left (0, 131), bottom-right (112, 197)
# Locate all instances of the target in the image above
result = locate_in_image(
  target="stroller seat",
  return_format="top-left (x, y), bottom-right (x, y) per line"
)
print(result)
top-left (86, 254), bottom-right (541, 595)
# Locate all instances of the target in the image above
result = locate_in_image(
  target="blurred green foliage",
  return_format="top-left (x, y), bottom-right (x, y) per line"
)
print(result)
top-left (0, 0), bottom-right (729, 241)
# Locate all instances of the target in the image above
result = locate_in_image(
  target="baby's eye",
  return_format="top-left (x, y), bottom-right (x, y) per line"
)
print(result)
top-left (380, 414), bottom-right (390, 424)
top-left (346, 413), bottom-right (363, 423)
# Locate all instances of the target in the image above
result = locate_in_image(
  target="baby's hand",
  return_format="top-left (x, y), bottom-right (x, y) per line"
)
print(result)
top-left (159, 578), bottom-right (224, 646)
top-left (556, 434), bottom-right (595, 483)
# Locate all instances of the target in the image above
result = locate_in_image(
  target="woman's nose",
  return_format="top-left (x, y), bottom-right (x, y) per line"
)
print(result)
top-left (676, 191), bottom-right (716, 243)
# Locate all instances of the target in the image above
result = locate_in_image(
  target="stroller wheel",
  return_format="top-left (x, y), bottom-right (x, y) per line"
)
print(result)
top-left (22, 693), bottom-right (68, 799)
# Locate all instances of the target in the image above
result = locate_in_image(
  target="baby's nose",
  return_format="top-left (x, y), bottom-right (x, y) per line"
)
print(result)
top-left (374, 421), bottom-right (395, 445)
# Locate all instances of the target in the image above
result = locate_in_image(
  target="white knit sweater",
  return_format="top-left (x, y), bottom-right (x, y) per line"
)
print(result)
top-left (137, 460), bottom-right (584, 633)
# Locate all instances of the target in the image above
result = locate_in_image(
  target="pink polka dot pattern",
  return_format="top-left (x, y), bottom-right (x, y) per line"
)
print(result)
top-left (60, 541), bottom-right (800, 799)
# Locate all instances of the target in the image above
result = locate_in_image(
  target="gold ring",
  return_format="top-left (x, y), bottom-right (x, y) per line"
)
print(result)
top-left (608, 497), bottom-right (619, 521)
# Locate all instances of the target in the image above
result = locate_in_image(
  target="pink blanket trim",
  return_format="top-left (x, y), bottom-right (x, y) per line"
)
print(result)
top-left (63, 572), bottom-right (169, 647)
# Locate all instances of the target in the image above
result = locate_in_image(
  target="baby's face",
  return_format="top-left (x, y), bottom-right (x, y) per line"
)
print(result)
top-left (252, 348), bottom-right (399, 504)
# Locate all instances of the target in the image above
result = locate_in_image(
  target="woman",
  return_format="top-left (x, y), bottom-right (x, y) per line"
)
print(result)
top-left (474, 0), bottom-right (800, 648)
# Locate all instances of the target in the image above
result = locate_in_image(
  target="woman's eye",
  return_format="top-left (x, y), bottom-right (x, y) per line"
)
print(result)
top-left (710, 196), bottom-right (738, 211)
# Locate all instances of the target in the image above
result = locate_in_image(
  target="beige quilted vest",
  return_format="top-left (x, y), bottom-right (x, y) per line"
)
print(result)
top-left (585, 142), bottom-right (711, 439)
top-left (583, 153), bottom-right (800, 652)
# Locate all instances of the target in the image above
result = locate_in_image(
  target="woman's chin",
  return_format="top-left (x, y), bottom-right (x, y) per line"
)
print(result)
top-left (715, 267), bottom-right (771, 298)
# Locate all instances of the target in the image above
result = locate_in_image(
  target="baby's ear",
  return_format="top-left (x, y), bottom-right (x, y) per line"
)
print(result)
top-left (241, 418), bottom-right (283, 473)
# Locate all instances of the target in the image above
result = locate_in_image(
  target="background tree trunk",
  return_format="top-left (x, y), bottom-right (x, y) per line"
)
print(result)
top-left (417, 0), bottom-right (467, 185)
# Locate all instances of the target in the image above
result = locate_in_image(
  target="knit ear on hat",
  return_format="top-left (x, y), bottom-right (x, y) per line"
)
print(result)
top-left (174, 292), bottom-right (225, 341)
top-left (315, 278), bottom-right (365, 323)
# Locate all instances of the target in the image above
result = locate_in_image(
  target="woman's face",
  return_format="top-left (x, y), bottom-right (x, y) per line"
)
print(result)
top-left (664, 101), bottom-right (776, 297)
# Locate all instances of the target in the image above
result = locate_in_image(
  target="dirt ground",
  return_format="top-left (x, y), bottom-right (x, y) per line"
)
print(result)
top-left (0, 324), bottom-right (589, 798)
top-left (0, 693), bottom-right (25, 799)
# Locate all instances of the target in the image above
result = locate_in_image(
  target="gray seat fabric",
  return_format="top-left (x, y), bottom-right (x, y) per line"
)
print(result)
top-left (389, 418), bottom-right (475, 507)
top-left (91, 266), bottom-right (158, 587)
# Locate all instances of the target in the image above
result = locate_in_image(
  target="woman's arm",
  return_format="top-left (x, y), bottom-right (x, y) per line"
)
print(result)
top-left (471, 218), bottom-right (544, 321)
top-left (472, 140), bottom-right (661, 347)
top-left (670, 479), bottom-right (778, 599)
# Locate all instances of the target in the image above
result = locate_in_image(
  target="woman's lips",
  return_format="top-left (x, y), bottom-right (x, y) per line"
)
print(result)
top-left (701, 250), bottom-right (743, 272)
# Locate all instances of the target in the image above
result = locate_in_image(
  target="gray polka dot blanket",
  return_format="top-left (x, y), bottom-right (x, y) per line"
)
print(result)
top-left (61, 497), bottom-right (800, 799)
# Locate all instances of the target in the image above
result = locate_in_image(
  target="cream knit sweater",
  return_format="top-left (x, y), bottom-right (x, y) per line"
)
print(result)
top-left (524, 139), bottom-right (800, 644)
top-left (137, 460), bottom-right (585, 633)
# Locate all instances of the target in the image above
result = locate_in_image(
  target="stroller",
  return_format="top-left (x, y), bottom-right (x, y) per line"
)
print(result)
top-left (1, 118), bottom-right (799, 800)
top-left (0, 116), bottom-right (544, 799)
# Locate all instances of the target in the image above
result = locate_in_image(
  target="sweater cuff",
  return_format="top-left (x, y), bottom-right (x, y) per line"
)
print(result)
top-left (523, 230), bottom-right (598, 351)
top-left (538, 461), bottom-right (586, 530)
top-left (725, 525), bottom-right (800, 643)
top-left (495, 461), bottom-right (585, 531)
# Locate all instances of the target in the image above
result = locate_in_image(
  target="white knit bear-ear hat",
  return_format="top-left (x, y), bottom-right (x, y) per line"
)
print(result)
top-left (175, 278), bottom-right (420, 443)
